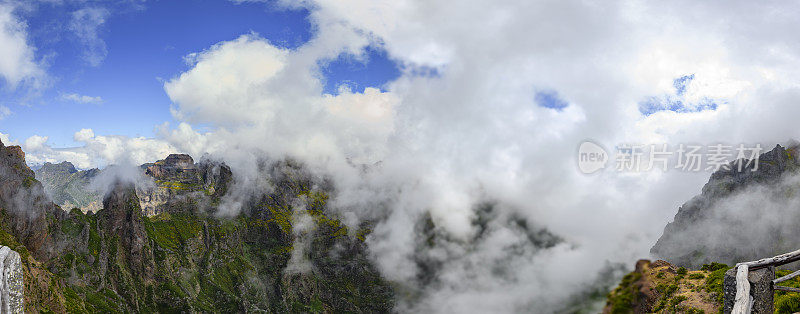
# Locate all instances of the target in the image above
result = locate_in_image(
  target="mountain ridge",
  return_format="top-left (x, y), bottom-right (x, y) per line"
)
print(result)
top-left (0, 138), bottom-right (395, 313)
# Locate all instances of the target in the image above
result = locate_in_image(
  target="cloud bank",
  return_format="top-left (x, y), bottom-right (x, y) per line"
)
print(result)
top-left (20, 128), bottom-right (174, 169)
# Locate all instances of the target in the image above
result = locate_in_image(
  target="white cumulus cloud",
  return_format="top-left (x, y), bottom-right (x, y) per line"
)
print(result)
top-left (61, 93), bottom-right (103, 104)
top-left (163, 33), bottom-right (398, 166)
top-left (0, 2), bottom-right (45, 89)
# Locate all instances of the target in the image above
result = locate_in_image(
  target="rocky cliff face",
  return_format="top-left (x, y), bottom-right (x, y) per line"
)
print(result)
top-left (0, 139), bottom-right (393, 313)
top-left (651, 144), bottom-right (800, 267)
top-left (0, 139), bottom-right (72, 312)
top-left (137, 154), bottom-right (232, 216)
top-left (0, 139), bottom-right (62, 262)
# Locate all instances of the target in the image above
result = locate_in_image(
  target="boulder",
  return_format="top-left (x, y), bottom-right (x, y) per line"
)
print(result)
top-left (0, 246), bottom-right (24, 314)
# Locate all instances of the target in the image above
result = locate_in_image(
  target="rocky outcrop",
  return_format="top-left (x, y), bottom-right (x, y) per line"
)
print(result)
top-left (0, 139), bottom-right (62, 262)
top-left (143, 154), bottom-right (196, 181)
top-left (604, 260), bottom-right (723, 313)
top-left (4, 146), bottom-right (24, 163)
top-left (39, 161), bottom-right (77, 175)
top-left (138, 154), bottom-right (232, 216)
top-left (0, 246), bottom-right (23, 314)
top-left (100, 182), bottom-right (155, 284)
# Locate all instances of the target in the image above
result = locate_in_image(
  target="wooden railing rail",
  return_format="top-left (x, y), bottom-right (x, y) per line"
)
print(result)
top-left (731, 265), bottom-right (751, 314)
top-left (730, 248), bottom-right (800, 313)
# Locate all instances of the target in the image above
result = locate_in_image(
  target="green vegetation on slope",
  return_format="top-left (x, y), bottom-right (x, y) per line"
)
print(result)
top-left (3, 157), bottom-right (394, 313)
top-left (605, 260), bottom-right (726, 314)
top-left (606, 260), bottom-right (800, 314)
top-left (774, 269), bottom-right (800, 313)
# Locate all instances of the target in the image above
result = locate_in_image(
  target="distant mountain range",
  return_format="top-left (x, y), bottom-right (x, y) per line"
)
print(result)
top-left (35, 161), bottom-right (101, 213)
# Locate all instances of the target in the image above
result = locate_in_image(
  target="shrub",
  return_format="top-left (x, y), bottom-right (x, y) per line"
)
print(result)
top-left (700, 262), bottom-right (728, 272)
top-left (688, 273), bottom-right (705, 280)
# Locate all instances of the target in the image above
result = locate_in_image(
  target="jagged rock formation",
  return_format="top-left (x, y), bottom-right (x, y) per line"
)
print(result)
top-left (138, 154), bottom-right (232, 216)
top-left (651, 144), bottom-right (800, 267)
top-left (0, 139), bottom-right (70, 312)
top-left (0, 139), bottom-right (62, 261)
top-left (35, 162), bottom-right (101, 213)
top-left (0, 139), bottom-right (394, 312)
top-left (0, 246), bottom-right (24, 313)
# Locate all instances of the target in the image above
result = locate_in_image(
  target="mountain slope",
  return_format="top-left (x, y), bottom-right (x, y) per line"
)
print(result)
top-left (651, 143), bottom-right (800, 267)
top-left (0, 138), bottom-right (394, 313)
top-left (603, 260), bottom-right (726, 314)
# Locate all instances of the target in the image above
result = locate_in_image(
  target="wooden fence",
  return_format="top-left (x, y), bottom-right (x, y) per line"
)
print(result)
top-left (730, 248), bottom-right (800, 313)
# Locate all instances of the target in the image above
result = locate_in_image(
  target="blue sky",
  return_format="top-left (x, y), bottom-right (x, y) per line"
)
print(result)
top-left (638, 74), bottom-right (720, 116)
top-left (0, 0), bottom-right (400, 147)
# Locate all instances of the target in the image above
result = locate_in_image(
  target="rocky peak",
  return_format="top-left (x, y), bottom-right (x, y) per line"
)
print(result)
top-left (39, 161), bottom-right (77, 174)
top-left (34, 161), bottom-right (101, 214)
top-left (101, 181), bottom-right (142, 224)
top-left (138, 153), bottom-right (232, 216)
top-left (700, 144), bottom-right (797, 198)
top-left (0, 136), bottom-right (24, 164)
top-left (163, 154), bottom-right (194, 168)
top-left (100, 181), bottom-right (152, 279)
top-left (144, 154), bottom-right (197, 180)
